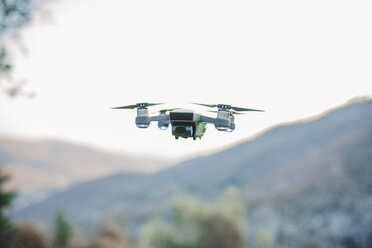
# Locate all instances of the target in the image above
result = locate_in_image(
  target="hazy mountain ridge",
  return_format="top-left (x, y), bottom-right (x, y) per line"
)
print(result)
top-left (244, 117), bottom-right (372, 247)
top-left (155, 99), bottom-right (372, 195)
top-left (11, 99), bottom-right (372, 247)
top-left (0, 138), bottom-right (168, 210)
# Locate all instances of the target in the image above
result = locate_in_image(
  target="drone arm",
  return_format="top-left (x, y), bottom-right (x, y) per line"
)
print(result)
top-left (150, 114), bottom-right (170, 122)
top-left (199, 115), bottom-right (216, 124)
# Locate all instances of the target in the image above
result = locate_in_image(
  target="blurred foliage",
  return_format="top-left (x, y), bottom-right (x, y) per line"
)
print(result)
top-left (140, 187), bottom-right (245, 248)
top-left (255, 228), bottom-right (274, 248)
top-left (0, 47), bottom-right (11, 73)
top-left (0, 0), bottom-right (34, 34)
top-left (79, 223), bottom-right (137, 248)
top-left (0, 0), bottom-right (45, 97)
top-left (0, 0), bottom-right (33, 75)
top-left (54, 210), bottom-right (73, 248)
top-left (0, 170), bottom-right (14, 243)
top-left (5, 224), bottom-right (50, 248)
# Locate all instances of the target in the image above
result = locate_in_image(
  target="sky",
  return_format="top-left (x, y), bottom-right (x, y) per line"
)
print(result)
top-left (0, 0), bottom-right (371, 159)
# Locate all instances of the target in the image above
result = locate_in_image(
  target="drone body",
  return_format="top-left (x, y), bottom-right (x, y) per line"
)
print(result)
top-left (112, 103), bottom-right (263, 140)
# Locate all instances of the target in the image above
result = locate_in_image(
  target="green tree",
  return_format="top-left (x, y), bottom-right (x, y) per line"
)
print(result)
top-left (6, 224), bottom-right (50, 248)
top-left (255, 228), bottom-right (274, 248)
top-left (1, 0), bottom-right (34, 76)
top-left (0, 0), bottom-right (46, 97)
top-left (0, 170), bottom-right (14, 237)
top-left (198, 212), bottom-right (243, 248)
top-left (87, 223), bottom-right (136, 248)
top-left (53, 210), bottom-right (73, 248)
top-left (140, 187), bottom-right (245, 248)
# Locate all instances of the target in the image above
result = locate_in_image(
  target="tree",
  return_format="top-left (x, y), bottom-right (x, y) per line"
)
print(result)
top-left (198, 212), bottom-right (243, 248)
top-left (6, 224), bottom-right (50, 248)
top-left (86, 223), bottom-right (136, 248)
top-left (53, 210), bottom-right (73, 248)
top-left (255, 228), bottom-right (274, 248)
top-left (140, 187), bottom-right (245, 248)
top-left (0, 0), bottom-right (46, 97)
top-left (0, 170), bottom-right (14, 237)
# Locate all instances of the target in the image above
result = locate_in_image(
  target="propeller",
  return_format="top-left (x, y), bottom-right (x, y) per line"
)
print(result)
top-left (230, 106), bottom-right (264, 112)
top-left (208, 110), bottom-right (245, 115)
top-left (111, 102), bottom-right (164, 109)
top-left (192, 103), bottom-right (218, 108)
top-left (192, 103), bottom-right (264, 112)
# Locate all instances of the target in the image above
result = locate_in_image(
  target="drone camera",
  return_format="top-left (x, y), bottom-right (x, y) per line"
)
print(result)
top-left (172, 125), bottom-right (194, 137)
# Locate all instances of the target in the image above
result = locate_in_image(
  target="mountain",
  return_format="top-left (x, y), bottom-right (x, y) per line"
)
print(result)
top-left (0, 138), bottom-right (168, 210)
top-left (243, 104), bottom-right (372, 247)
top-left (11, 98), bottom-right (372, 247)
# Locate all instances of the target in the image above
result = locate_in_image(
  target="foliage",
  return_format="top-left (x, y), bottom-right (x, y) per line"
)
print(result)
top-left (140, 187), bottom-right (245, 248)
top-left (255, 228), bottom-right (274, 248)
top-left (0, 0), bottom-right (45, 96)
top-left (84, 223), bottom-right (136, 248)
top-left (198, 212), bottom-right (244, 248)
top-left (0, 0), bottom-right (34, 34)
top-left (0, 0), bottom-right (33, 75)
top-left (5, 224), bottom-right (51, 248)
top-left (0, 47), bottom-right (11, 74)
top-left (54, 210), bottom-right (73, 248)
top-left (0, 170), bottom-right (14, 238)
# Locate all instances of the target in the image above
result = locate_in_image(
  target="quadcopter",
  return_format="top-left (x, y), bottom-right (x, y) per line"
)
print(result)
top-left (112, 102), bottom-right (264, 140)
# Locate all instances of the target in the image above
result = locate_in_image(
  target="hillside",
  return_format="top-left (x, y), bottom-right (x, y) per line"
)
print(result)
top-left (12, 99), bottom-right (372, 247)
top-left (243, 111), bottom-right (372, 247)
top-left (0, 138), bottom-right (168, 210)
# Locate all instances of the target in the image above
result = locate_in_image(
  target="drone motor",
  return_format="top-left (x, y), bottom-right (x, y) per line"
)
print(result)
top-left (214, 109), bottom-right (232, 131)
top-left (136, 108), bottom-right (151, 128)
top-left (111, 102), bottom-right (163, 129)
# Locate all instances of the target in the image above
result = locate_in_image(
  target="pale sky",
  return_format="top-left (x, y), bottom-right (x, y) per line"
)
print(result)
top-left (0, 0), bottom-right (371, 159)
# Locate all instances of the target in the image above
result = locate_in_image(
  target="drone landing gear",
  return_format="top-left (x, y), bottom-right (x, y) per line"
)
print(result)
top-left (175, 136), bottom-right (179, 140)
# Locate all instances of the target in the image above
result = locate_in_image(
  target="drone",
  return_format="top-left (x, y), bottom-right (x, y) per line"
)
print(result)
top-left (112, 102), bottom-right (264, 140)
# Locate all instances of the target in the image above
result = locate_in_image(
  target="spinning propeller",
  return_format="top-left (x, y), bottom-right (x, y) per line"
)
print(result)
top-left (150, 108), bottom-right (180, 115)
top-left (157, 108), bottom-right (179, 114)
top-left (192, 103), bottom-right (264, 112)
top-left (111, 102), bottom-right (164, 109)
top-left (208, 110), bottom-right (245, 115)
